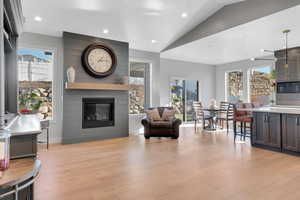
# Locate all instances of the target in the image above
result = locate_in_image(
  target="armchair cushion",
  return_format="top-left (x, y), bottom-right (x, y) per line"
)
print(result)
top-left (145, 109), bottom-right (162, 121)
top-left (162, 109), bottom-right (175, 121)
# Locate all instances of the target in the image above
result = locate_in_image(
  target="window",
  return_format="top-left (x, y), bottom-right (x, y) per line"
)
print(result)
top-left (249, 66), bottom-right (274, 105)
top-left (225, 71), bottom-right (243, 103)
top-left (129, 62), bottom-right (147, 114)
top-left (18, 48), bottom-right (54, 119)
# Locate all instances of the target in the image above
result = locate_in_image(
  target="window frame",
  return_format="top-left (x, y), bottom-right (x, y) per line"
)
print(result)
top-left (128, 60), bottom-right (152, 115)
top-left (247, 65), bottom-right (273, 103)
top-left (17, 46), bottom-right (57, 121)
top-left (225, 69), bottom-right (243, 102)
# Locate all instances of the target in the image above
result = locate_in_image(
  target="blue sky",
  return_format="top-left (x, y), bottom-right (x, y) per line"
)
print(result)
top-left (255, 66), bottom-right (271, 74)
top-left (18, 48), bottom-right (53, 61)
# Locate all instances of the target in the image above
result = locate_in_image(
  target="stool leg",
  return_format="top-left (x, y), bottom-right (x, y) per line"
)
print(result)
top-left (240, 122), bottom-right (243, 140)
top-left (226, 120), bottom-right (229, 134)
top-left (243, 122), bottom-right (246, 141)
top-left (234, 121), bottom-right (237, 141)
top-left (47, 128), bottom-right (49, 149)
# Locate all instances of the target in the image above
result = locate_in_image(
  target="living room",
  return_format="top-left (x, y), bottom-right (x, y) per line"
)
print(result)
top-left (1, 0), bottom-right (300, 199)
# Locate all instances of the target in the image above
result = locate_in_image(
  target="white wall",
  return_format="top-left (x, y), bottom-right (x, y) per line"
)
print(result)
top-left (19, 32), bottom-right (64, 143)
top-left (18, 32), bottom-right (220, 141)
top-left (129, 49), bottom-right (160, 107)
top-left (160, 58), bottom-right (216, 107)
top-left (215, 57), bottom-right (275, 103)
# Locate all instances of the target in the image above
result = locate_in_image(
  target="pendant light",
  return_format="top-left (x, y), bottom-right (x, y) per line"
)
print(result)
top-left (250, 29), bottom-right (291, 64)
top-left (283, 29), bottom-right (291, 68)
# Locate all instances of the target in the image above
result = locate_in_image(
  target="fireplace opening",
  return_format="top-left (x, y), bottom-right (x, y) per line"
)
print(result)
top-left (82, 98), bottom-right (115, 129)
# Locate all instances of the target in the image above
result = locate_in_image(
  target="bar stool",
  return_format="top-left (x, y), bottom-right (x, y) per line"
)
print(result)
top-left (242, 103), bottom-right (254, 140)
top-left (233, 103), bottom-right (253, 141)
top-left (39, 120), bottom-right (50, 149)
top-left (233, 103), bottom-right (247, 141)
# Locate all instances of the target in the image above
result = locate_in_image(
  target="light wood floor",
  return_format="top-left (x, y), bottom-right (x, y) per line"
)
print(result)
top-left (35, 127), bottom-right (300, 200)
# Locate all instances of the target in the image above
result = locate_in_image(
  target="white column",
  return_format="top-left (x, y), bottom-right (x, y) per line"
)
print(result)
top-left (0, 0), bottom-right (5, 129)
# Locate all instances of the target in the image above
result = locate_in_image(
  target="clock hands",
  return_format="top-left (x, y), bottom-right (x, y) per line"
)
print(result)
top-left (97, 57), bottom-right (104, 63)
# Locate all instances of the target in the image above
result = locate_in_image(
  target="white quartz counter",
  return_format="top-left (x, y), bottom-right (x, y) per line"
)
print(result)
top-left (241, 106), bottom-right (300, 115)
top-left (5, 114), bottom-right (42, 136)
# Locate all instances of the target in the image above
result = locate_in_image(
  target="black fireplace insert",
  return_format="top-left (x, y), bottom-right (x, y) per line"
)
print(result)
top-left (82, 98), bottom-right (115, 129)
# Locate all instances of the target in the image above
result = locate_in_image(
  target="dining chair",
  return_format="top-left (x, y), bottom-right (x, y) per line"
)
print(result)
top-left (226, 104), bottom-right (235, 134)
top-left (193, 101), bottom-right (212, 130)
top-left (216, 102), bottom-right (229, 128)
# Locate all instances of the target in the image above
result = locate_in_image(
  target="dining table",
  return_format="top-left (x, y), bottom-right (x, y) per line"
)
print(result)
top-left (202, 107), bottom-right (227, 131)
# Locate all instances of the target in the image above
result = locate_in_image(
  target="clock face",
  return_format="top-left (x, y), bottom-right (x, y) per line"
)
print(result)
top-left (88, 48), bottom-right (113, 73)
top-left (81, 43), bottom-right (117, 78)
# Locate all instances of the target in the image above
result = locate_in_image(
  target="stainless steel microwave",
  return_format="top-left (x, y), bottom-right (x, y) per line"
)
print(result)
top-left (277, 81), bottom-right (300, 93)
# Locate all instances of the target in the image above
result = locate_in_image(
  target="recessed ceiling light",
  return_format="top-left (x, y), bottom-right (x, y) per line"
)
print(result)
top-left (181, 12), bottom-right (188, 18)
top-left (151, 40), bottom-right (157, 43)
top-left (103, 29), bottom-right (109, 34)
top-left (34, 16), bottom-right (43, 22)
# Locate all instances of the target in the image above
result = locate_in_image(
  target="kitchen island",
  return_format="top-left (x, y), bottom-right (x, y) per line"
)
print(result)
top-left (5, 114), bottom-right (42, 159)
top-left (0, 158), bottom-right (41, 200)
top-left (249, 106), bottom-right (300, 155)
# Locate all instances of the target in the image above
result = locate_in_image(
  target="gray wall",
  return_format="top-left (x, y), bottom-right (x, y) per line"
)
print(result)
top-left (5, 39), bottom-right (18, 113)
top-left (19, 32), bottom-right (64, 143)
top-left (215, 57), bottom-right (275, 103)
top-left (62, 32), bottom-right (129, 144)
top-left (18, 32), bottom-right (162, 143)
top-left (160, 58), bottom-right (216, 107)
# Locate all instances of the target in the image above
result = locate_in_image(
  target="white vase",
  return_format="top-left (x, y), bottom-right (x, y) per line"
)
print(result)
top-left (67, 66), bottom-right (76, 82)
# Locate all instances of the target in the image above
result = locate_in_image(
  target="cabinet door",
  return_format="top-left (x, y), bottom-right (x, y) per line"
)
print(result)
top-left (276, 58), bottom-right (288, 82)
top-left (282, 114), bottom-right (300, 152)
top-left (267, 113), bottom-right (281, 148)
top-left (252, 112), bottom-right (268, 145)
top-left (287, 56), bottom-right (299, 81)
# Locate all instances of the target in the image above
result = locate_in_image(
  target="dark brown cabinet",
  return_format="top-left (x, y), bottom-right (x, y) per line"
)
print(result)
top-left (252, 112), bottom-right (267, 145)
top-left (252, 112), bottom-right (281, 148)
top-left (276, 58), bottom-right (288, 82)
top-left (267, 113), bottom-right (281, 148)
top-left (276, 48), bottom-right (300, 82)
top-left (282, 114), bottom-right (300, 152)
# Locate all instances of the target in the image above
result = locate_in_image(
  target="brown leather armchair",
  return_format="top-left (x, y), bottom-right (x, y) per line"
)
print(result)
top-left (141, 107), bottom-right (182, 139)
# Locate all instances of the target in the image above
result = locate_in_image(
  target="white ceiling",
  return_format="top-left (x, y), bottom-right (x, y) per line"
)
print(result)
top-left (21, 0), bottom-right (242, 52)
top-left (161, 5), bottom-right (300, 65)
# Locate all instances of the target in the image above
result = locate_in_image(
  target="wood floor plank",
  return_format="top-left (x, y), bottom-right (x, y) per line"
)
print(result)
top-left (35, 128), bottom-right (300, 200)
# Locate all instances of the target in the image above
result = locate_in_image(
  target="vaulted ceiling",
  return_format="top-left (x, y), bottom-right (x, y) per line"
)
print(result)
top-left (161, 5), bottom-right (300, 65)
top-left (21, 0), bottom-right (243, 52)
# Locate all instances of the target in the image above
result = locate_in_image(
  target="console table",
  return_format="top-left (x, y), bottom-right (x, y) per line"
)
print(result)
top-left (0, 158), bottom-right (41, 200)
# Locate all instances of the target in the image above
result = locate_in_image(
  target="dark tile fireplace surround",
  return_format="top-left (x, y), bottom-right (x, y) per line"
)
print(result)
top-left (82, 98), bottom-right (115, 129)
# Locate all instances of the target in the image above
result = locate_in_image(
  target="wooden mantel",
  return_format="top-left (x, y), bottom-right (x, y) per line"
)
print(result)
top-left (65, 82), bottom-right (129, 91)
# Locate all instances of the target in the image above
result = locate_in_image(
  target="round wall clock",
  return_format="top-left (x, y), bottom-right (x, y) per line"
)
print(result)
top-left (81, 43), bottom-right (117, 78)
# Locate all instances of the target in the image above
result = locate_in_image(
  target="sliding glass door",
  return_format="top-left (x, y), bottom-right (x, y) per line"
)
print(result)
top-left (170, 78), bottom-right (199, 122)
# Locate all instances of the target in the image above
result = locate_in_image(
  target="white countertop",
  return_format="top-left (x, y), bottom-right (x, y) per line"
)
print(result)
top-left (5, 114), bottom-right (42, 136)
top-left (241, 106), bottom-right (300, 114)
